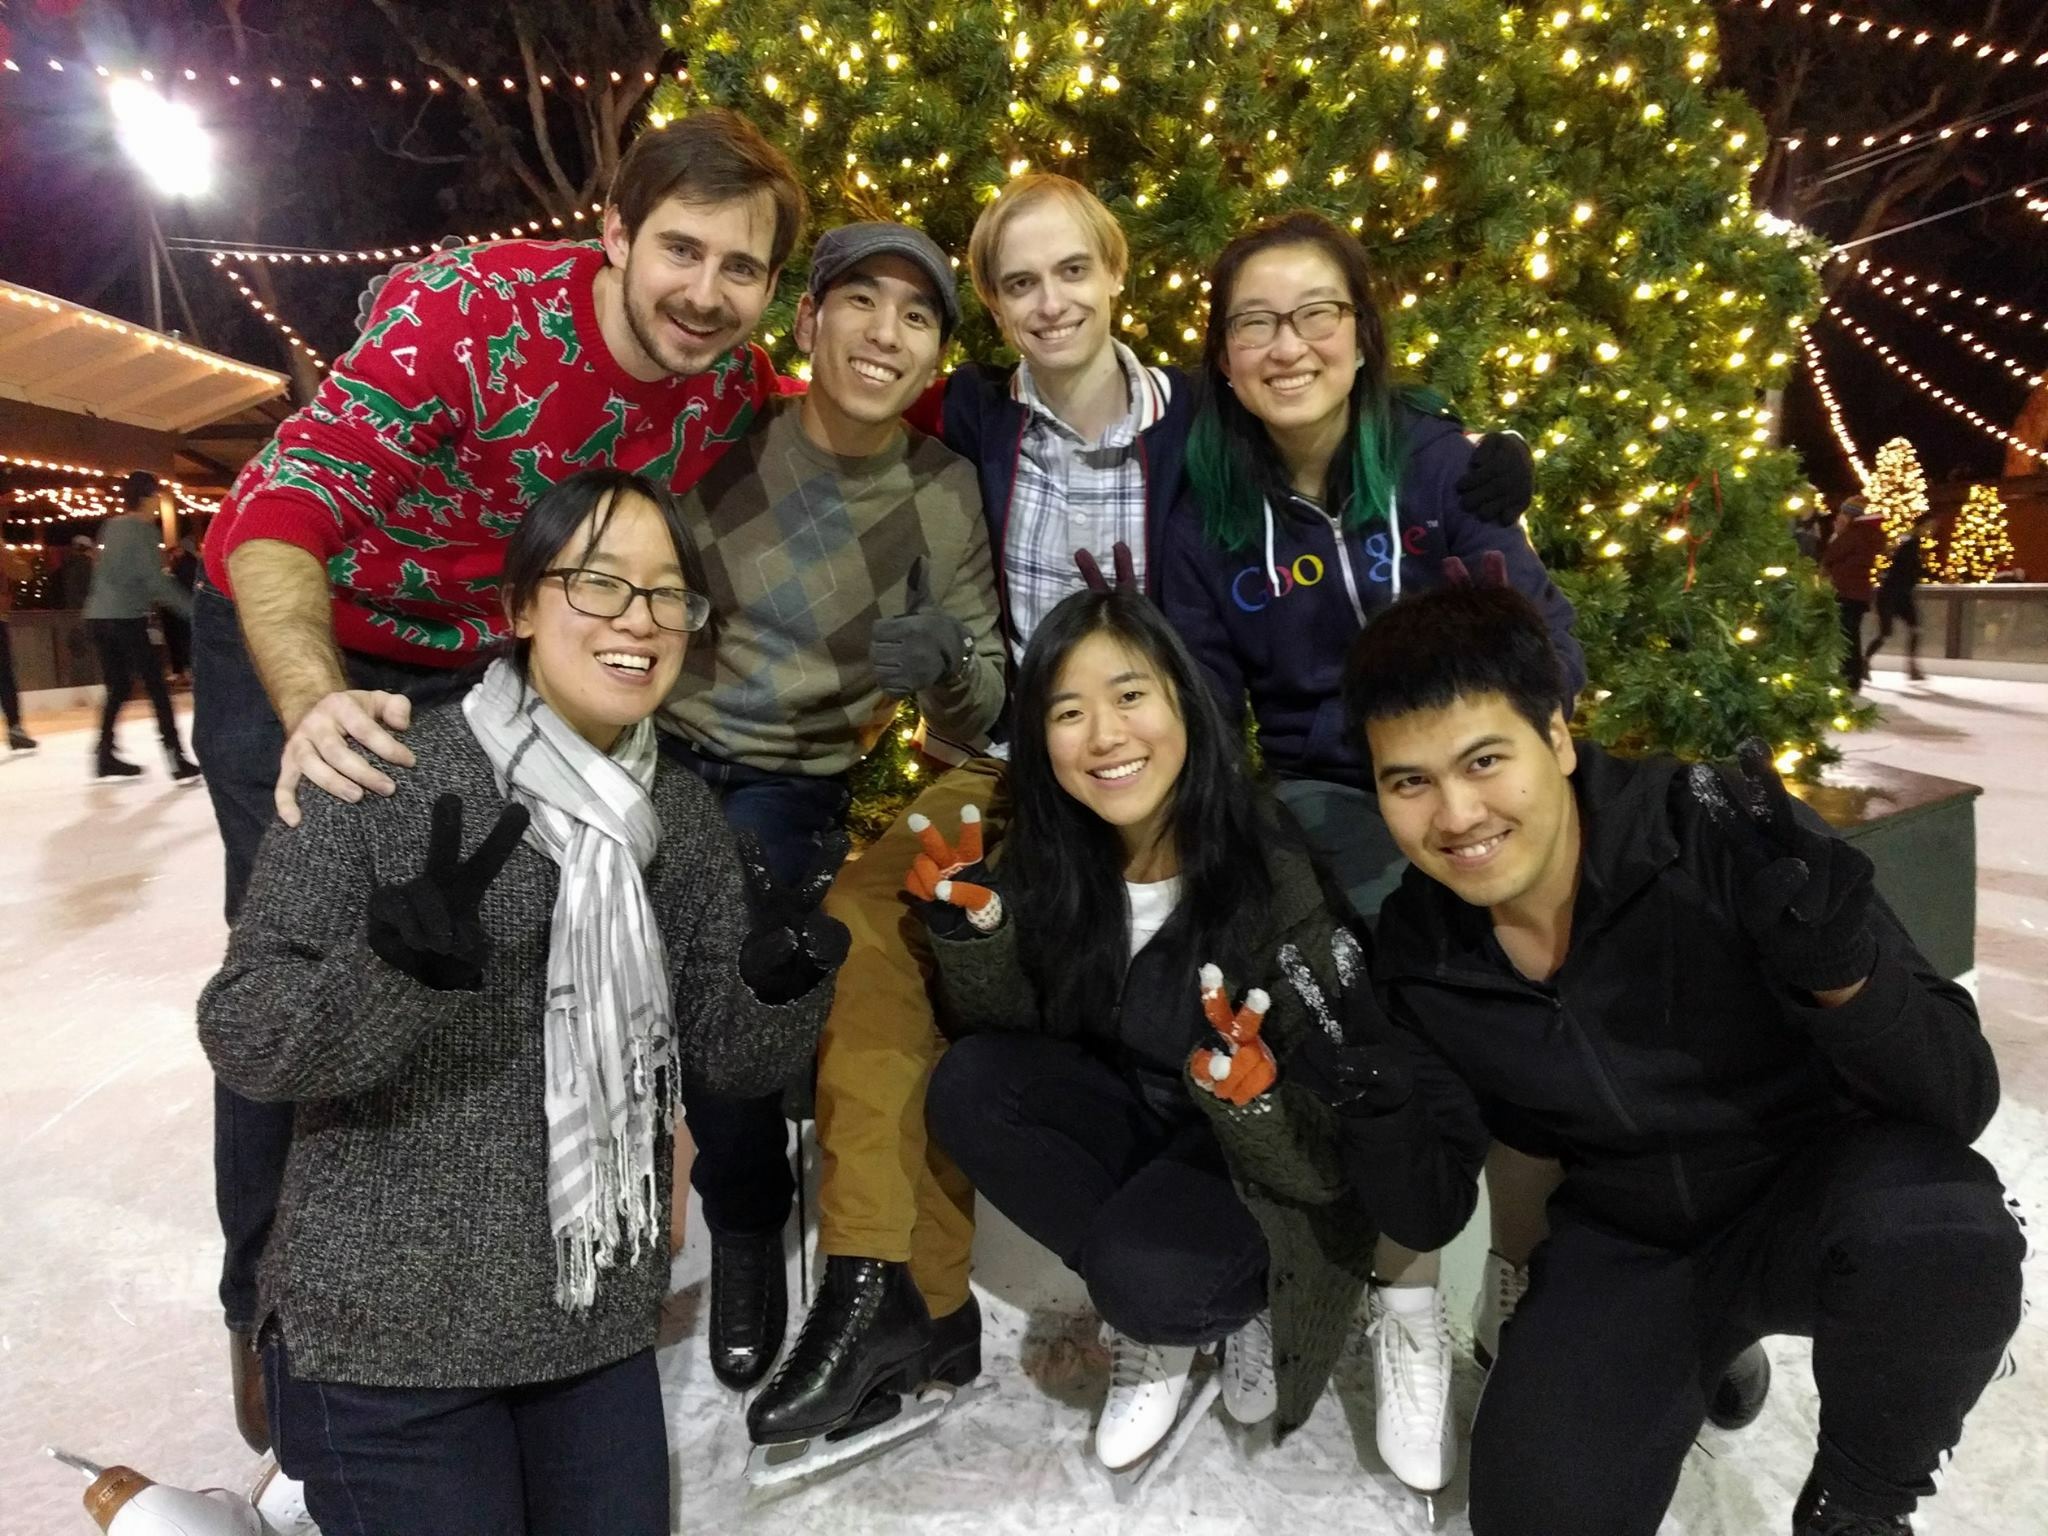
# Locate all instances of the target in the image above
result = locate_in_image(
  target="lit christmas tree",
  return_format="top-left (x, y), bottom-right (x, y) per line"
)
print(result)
top-left (1863, 436), bottom-right (1929, 585)
top-left (657, 0), bottom-right (1851, 772)
top-left (1941, 485), bottom-right (2016, 584)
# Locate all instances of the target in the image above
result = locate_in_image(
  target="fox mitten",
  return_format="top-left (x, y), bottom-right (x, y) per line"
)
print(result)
top-left (1191, 963), bottom-right (1278, 1105)
top-left (1685, 737), bottom-right (1879, 994)
top-left (902, 805), bottom-right (1001, 936)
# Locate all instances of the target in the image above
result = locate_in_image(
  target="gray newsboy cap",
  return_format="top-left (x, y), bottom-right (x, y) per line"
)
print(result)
top-left (806, 222), bottom-right (959, 336)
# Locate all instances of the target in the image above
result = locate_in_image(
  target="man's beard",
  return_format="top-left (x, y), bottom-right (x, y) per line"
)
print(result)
top-left (624, 281), bottom-right (738, 378)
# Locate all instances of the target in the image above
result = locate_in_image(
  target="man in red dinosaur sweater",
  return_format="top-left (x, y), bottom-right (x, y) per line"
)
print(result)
top-left (191, 110), bottom-right (806, 1456)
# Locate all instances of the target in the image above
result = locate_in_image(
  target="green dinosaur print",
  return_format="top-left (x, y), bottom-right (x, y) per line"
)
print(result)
top-left (454, 336), bottom-right (557, 442)
top-left (640, 399), bottom-right (707, 487)
top-left (478, 509), bottom-right (523, 538)
top-left (705, 347), bottom-right (753, 399)
top-left (327, 548), bottom-right (362, 586)
top-left (538, 256), bottom-right (578, 281)
top-left (377, 522), bottom-right (453, 552)
top-left (366, 609), bottom-right (468, 651)
top-left (422, 440), bottom-right (479, 496)
top-left (701, 398), bottom-right (757, 449)
top-left (283, 447), bottom-right (378, 495)
top-left (266, 462), bottom-right (348, 528)
top-left (394, 483), bottom-right (460, 526)
top-left (485, 317), bottom-right (528, 392)
top-left (536, 294), bottom-right (581, 366)
top-left (510, 446), bottom-right (556, 504)
top-left (464, 573), bottom-right (505, 595)
top-left (565, 394), bottom-right (631, 466)
top-left (360, 295), bottom-right (420, 348)
top-left (393, 559), bottom-right (439, 602)
top-left (413, 254), bottom-right (489, 315)
top-left (331, 374), bottom-right (448, 437)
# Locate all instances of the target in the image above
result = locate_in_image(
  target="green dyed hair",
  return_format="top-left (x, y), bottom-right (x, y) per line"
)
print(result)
top-left (1188, 211), bottom-right (1419, 554)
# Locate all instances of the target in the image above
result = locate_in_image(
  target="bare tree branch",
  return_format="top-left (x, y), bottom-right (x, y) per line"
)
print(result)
top-left (513, 14), bottom-right (579, 208)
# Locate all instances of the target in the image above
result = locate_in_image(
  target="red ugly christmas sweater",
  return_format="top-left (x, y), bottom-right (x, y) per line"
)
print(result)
top-left (205, 239), bottom-right (781, 666)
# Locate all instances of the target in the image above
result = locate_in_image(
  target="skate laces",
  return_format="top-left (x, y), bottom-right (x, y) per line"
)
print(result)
top-left (1367, 1295), bottom-right (1450, 1417)
top-left (1106, 1328), bottom-right (1175, 1395)
top-left (1226, 1313), bottom-right (1275, 1394)
top-left (1493, 1254), bottom-right (1530, 1315)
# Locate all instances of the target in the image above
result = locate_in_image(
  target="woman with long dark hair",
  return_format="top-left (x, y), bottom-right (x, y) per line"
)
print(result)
top-left (1161, 209), bottom-right (1590, 1493)
top-left (918, 586), bottom-right (1385, 1478)
top-left (199, 468), bottom-right (845, 1535)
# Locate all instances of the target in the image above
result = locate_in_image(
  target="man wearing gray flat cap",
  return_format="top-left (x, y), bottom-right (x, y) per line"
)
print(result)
top-left (654, 219), bottom-right (1004, 1402)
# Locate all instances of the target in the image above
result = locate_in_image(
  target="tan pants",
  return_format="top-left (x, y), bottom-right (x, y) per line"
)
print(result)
top-left (813, 757), bottom-right (1010, 1317)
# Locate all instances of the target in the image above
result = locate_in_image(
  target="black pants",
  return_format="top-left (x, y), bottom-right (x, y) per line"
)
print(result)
top-left (1836, 595), bottom-right (1869, 690)
top-left (266, 1339), bottom-right (668, 1536)
top-left (1866, 593), bottom-right (1920, 672)
top-left (927, 1032), bottom-right (1267, 1346)
top-left (0, 617), bottom-right (20, 727)
top-left (658, 734), bottom-right (849, 1239)
top-left (89, 615), bottom-right (180, 759)
top-left (191, 584), bottom-right (447, 1329)
top-left (1469, 1122), bottom-right (2025, 1535)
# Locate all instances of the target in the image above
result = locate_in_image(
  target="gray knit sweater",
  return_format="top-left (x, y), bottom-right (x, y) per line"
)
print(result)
top-left (198, 701), bottom-right (830, 1388)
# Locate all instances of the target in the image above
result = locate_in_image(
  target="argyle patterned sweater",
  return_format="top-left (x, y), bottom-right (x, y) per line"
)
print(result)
top-left (204, 239), bottom-right (779, 668)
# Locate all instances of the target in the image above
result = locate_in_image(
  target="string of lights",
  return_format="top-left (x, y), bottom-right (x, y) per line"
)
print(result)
top-left (1822, 306), bottom-right (2048, 463)
top-left (2022, 191), bottom-right (2048, 225)
top-left (212, 265), bottom-right (330, 369)
top-left (0, 56), bottom-right (684, 96)
top-left (0, 285), bottom-right (284, 387)
top-left (1797, 329), bottom-right (1868, 482)
top-left (169, 201), bottom-right (607, 267)
top-left (1787, 95), bottom-right (2039, 161)
top-left (1831, 255), bottom-right (2048, 336)
top-left (1727, 0), bottom-right (2048, 69)
top-left (1845, 268), bottom-right (2046, 388)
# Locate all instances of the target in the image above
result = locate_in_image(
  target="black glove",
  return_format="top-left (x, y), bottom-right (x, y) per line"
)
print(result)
top-left (736, 830), bottom-right (852, 1005)
top-left (1277, 933), bottom-right (1410, 1115)
top-left (354, 235), bottom-right (465, 333)
top-left (871, 556), bottom-right (972, 697)
top-left (1691, 739), bottom-right (1879, 995)
top-left (1455, 431), bottom-right (1535, 527)
top-left (366, 794), bottom-right (529, 991)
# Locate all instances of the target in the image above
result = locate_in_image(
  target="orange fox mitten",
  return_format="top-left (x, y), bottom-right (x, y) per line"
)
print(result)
top-left (1190, 961), bottom-right (1278, 1105)
top-left (902, 806), bottom-right (1001, 929)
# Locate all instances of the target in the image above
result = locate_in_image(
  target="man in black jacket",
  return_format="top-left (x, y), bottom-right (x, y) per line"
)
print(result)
top-left (1299, 583), bottom-right (2023, 1536)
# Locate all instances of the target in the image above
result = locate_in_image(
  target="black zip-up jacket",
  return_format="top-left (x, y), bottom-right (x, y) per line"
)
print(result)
top-left (1341, 742), bottom-right (1998, 1253)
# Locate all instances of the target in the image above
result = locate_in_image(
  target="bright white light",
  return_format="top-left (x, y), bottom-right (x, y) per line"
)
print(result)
top-left (109, 79), bottom-right (214, 197)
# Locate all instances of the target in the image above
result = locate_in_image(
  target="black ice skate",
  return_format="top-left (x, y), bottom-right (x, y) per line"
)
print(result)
top-left (1705, 1341), bottom-right (1772, 1431)
top-left (744, 1259), bottom-right (983, 1488)
top-left (709, 1225), bottom-right (787, 1390)
top-left (1792, 1468), bottom-right (1914, 1534)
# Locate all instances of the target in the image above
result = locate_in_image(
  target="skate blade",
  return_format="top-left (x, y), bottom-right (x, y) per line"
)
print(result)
top-left (1104, 1374), bottom-right (1224, 1505)
top-left (744, 1380), bottom-right (989, 1490)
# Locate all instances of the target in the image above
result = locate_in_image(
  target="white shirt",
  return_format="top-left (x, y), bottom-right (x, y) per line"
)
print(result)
top-left (1125, 876), bottom-right (1185, 958)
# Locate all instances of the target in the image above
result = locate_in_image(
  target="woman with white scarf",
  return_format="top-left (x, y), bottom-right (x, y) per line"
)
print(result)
top-left (200, 468), bottom-right (845, 1536)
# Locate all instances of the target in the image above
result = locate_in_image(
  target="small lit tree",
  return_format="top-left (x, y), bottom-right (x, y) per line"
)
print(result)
top-left (1941, 485), bottom-right (2016, 584)
top-left (1863, 436), bottom-right (1929, 583)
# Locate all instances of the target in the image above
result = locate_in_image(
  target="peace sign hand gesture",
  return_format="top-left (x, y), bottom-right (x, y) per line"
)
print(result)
top-left (1190, 963), bottom-right (1278, 1106)
top-left (901, 806), bottom-right (1002, 936)
top-left (366, 793), bottom-right (530, 991)
top-left (736, 831), bottom-right (853, 1006)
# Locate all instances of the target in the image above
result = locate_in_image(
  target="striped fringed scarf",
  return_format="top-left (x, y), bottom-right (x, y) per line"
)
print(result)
top-left (463, 659), bottom-right (675, 1311)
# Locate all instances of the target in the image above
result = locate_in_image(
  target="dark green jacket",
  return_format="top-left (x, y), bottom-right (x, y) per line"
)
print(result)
top-left (930, 831), bottom-right (1374, 1440)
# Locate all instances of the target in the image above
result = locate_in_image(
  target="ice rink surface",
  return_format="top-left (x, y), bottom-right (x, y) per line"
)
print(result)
top-left (3, 670), bottom-right (2042, 1534)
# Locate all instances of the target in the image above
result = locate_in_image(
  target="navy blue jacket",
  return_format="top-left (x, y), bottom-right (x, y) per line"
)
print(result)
top-left (918, 361), bottom-right (1199, 649)
top-left (1160, 402), bottom-right (1586, 791)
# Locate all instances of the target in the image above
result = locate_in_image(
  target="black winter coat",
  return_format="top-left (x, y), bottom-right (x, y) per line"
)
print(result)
top-left (1343, 743), bottom-right (1997, 1254)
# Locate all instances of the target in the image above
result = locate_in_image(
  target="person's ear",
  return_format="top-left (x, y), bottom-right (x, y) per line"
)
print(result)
top-left (793, 292), bottom-right (818, 355)
top-left (601, 206), bottom-right (632, 270)
top-left (1548, 708), bottom-right (1576, 775)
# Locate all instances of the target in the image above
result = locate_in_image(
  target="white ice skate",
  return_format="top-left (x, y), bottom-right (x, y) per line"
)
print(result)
top-left (1366, 1284), bottom-right (1455, 1494)
top-left (1096, 1329), bottom-right (1221, 1502)
top-left (248, 1456), bottom-right (319, 1535)
top-left (1473, 1249), bottom-right (1529, 1372)
top-left (1220, 1311), bottom-right (1277, 1426)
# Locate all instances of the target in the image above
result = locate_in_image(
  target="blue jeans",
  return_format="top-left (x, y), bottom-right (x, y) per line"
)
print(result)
top-left (657, 734), bottom-right (850, 1237)
top-left (191, 583), bottom-right (449, 1328)
top-left (266, 1339), bottom-right (668, 1536)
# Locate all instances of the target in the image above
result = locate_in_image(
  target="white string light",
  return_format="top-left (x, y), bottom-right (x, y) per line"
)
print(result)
top-left (213, 264), bottom-right (329, 369)
top-left (1823, 305), bottom-right (2048, 462)
top-left (1833, 255), bottom-right (2048, 337)
top-left (0, 284), bottom-right (284, 385)
top-left (1845, 268), bottom-right (2046, 387)
top-left (1798, 329), bottom-right (1867, 481)
top-left (176, 202), bottom-right (605, 267)
top-left (1730, 0), bottom-right (2048, 70)
top-left (0, 57), bottom-right (682, 95)
top-left (2021, 191), bottom-right (2048, 225)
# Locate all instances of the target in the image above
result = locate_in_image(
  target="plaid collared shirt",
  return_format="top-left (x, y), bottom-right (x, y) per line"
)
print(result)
top-left (1003, 339), bottom-right (1169, 659)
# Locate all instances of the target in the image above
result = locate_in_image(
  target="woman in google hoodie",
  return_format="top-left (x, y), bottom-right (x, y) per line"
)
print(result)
top-left (1160, 209), bottom-right (1586, 1497)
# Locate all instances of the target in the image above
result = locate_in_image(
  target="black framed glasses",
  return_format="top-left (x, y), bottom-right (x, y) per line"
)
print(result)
top-left (1223, 299), bottom-right (1357, 348)
top-left (544, 568), bottom-right (711, 633)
